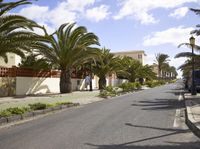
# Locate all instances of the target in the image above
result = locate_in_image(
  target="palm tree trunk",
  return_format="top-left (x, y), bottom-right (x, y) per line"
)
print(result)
top-left (99, 77), bottom-right (106, 90)
top-left (66, 69), bottom-right (72, 93)
top-left (60, 69), bottom-right (72, 93)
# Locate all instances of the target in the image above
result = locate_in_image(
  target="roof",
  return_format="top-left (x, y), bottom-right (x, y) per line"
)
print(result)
top-left (112, 50), bottom-right (147, 56)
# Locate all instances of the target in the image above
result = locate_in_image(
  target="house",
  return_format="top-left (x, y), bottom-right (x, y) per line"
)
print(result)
top-left (0, 53), bottom-right (21, 68)
top-left (112, 50), bottom-right (146, 65)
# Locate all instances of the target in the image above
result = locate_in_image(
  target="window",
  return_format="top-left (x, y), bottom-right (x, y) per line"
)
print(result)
top-left (138, 54), bottom-right (142, 59)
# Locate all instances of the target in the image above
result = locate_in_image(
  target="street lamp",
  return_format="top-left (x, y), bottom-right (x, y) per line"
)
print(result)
top-left (190, 36), bottom-right (197, 95)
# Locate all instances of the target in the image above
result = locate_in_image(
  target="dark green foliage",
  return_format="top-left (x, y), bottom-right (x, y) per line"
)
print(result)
top-left (19, 54), bottom-right (52, 70)
top-left (28, 103), bottom-right (47, 110)
top-left (38, 23), bottom-right (100, 93)
top-left (93, 48), bottom-right (122, 89)
top-left (99, 86), bottom-right (118, 98)
top-left (117, 82), bottom-right (141, 93)
top-left (0, 107), bottom-right (29, 117)
top-left (0, 0), bottom-right (43, 63)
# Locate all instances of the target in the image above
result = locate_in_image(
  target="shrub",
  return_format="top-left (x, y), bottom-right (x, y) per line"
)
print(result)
top-left (0, 110), bottom-right (12, 117)
top-left (134, 82), bottom-right (142, 89)
top-left (7, 107), bottom-right (28, 115)
top-left (118, 82), bottom-right (140, 92)
top-left (0, 107), bottom-right (29, 117)
top-left (55, 102), bottom-right (73, 106)
top-left (99, 86), bottom-right (118, 98)
top-left (145, 80), bottom-right (166, 88)
top-left (118, 83), bottom-right (130, 92)
top-left (29, 103), bottom-right (47, 110)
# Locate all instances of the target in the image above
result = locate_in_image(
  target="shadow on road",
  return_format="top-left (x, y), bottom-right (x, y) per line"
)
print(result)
top-left (85, 141), bottom-right (200, 149)
top-left (85, 123), bottom-right (199, 149)
top-left (131, 98), bottom-right (185, 110)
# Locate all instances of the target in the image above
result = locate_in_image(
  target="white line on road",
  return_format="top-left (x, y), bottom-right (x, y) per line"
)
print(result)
top-left (173, 94), bottom-right (183, 128)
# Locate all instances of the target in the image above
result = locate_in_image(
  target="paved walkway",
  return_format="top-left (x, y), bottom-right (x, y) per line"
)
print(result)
top-left (0, 91), bottom-right (102, 110)
top-left (184, 93), bottom-right (200, 137)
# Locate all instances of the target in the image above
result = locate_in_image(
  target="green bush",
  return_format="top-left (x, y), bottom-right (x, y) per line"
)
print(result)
top-left (55, 102), bottom-right (73, 106)
top-left (7, 107), bottom-right (28, 115)
top-left (99, 90), bottom-right (109, 98)
top-left (0, 107), bottom-right (29, 117)
top-left (99, 86), bottom-right (118, 98)
top-left (118, 82), bottom-right (141, 92)
top-left (0, 110), bottom-right (12, 117)
top-left (145, 80), bottom-right (166, 88)
top-left (135, 82), bottom-right (142, 89)
top-left (29, 103), bottom-right (47, 110)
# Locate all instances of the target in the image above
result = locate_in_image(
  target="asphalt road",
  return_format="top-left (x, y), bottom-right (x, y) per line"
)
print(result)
top-left (0, 82), bottom-right (199, 149)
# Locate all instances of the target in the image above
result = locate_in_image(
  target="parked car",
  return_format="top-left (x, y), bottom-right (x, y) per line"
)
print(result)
top-left (187, 70), bottom-right (200, 92)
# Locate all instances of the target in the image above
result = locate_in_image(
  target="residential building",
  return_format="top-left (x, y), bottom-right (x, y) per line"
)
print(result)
top-left (112, 50), bottom-right (146, 65)
top-left (0, 53), bottom-right (21, 68)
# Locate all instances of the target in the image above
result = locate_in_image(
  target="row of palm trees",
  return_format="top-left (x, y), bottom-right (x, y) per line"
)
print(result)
top-left (0, 0), bottom-right (172, 94)
top-left (154, 53), bottom-right (177, 79)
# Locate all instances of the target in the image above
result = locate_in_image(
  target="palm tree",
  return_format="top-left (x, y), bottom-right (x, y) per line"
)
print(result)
top-left (38, 23), bottom-right (100, 93)
top-left (119, 56), bottom-right (156, 82)
top-left (139, 65), bottom-right (156, 81)
top-left (93, 48), bottom-right (122, 89)
top-left (0, 0), bottom-right (42, 62)
top-left (190, 8), bottom-right (200, 36)
top-left (176, 42), bottom-right (200, 79)
top-left (154, 53), bottom-right (170, 79)
top-left (118, 56), bottom-right (143, 82)
top-left (18, 53), bottom-right (53, 70)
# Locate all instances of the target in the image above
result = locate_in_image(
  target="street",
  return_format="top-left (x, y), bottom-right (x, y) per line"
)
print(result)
top-left (0, 82), bottom-right (199, 149)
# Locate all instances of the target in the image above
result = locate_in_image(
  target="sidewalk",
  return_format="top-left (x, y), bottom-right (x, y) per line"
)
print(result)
top-left (0, 91), bottom-right (102, 110)
top-left (184, 93), bottom-right (200, 138)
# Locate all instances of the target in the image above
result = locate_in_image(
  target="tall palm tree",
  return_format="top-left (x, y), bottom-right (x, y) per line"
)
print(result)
top-left (119, 56), bottom-right (156, 82)
top-left (0, 0), bottom-right (42, 62)
top-left (176, 42), bottom-right (200, 79)
top-left (38, 23), bottom-right (100, 93)
top-left (119, 56), bottom-right (143, 82)
top-left (93, 48), bottom-right (122, 89)
top-left (139, 65), bottom-right (156, 81)
top-left (154, 53), bottom-right (170, 78)
top-left (190, 8), bottom-right (200, 36)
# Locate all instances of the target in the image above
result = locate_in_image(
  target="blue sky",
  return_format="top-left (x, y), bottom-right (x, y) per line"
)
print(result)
top-left (11, 0), bottom-right (200, 76)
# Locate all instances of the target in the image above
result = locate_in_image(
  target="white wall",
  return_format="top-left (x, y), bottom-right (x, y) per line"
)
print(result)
top-left (14, 76), bottom-right (127, 95)
top-left (16, 77), bottom-right (60, 95)
top-left (16, 77), bottom-right (97, 95)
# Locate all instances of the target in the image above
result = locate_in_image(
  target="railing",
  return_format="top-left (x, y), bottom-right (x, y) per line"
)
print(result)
top-left (0, 67), bottom-right (85, 78)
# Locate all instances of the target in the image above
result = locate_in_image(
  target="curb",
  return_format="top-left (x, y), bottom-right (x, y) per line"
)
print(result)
top-left (0, 103), bottom-right (79, 126)
top-left (183, 94), bottom-right (200, 138)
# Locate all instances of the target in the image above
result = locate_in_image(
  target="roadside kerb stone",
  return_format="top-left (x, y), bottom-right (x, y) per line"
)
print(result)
top-left (43, 108), bottom-right (53, 113)
top-left (184, 94), bottom-right (200, 138)
top-left (0, 117), bottom-right (8, 124)
top-left (7, 115), bottom-right (22, 123)
top-left (22, 112), bottom-right (34, 119)
top-left (52, 106), bottom-right (62, 111)
top-left (33, 110), bottom-right (45, 116)
top-left (0, 103), bottom-right (80, 126)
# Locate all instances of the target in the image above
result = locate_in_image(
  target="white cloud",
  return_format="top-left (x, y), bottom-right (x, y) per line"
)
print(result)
top-left (143, 26), bottom-right (194, 46)
top-left (17, 0), bottom-right (109, 33)
top-left (114, 0), bottom-right (199, 24)
top-left (85, 5), bottom-right (110, 22)
top-left (66, 0), bottom-right (95, 12)
top-left (18, 5), bottom-right (49, 22)
top-left (169, 7), bottom-right (189, 19)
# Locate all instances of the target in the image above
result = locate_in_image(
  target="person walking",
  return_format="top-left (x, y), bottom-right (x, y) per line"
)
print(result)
top-left (85, 74), bottom-right (91, 91)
